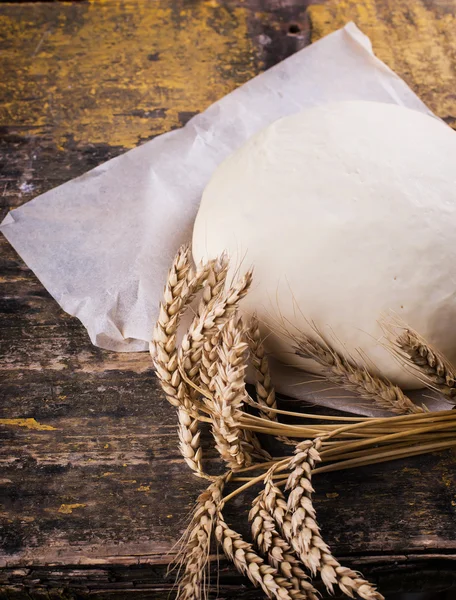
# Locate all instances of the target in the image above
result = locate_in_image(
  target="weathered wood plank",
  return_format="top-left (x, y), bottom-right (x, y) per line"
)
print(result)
top-left (308, 0), bottom-right (456, 129)
top-left (1, 0), bottom-right (456, 598)
top-left (0, 0), bottom-right (309, 216)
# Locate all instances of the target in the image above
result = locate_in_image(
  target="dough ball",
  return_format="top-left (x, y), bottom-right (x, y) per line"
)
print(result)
top-left (192, 101), bottom-right (456, 388)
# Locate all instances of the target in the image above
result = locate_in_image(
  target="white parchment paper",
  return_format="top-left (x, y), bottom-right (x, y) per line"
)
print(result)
top-left (1, 23), bottom-right (445, 415)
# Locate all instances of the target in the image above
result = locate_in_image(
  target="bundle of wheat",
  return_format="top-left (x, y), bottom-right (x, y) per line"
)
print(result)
top-left (150, 246), bottom-right (456, 600)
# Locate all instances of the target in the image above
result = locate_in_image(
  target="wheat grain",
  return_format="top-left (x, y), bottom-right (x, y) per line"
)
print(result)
top-left (263, 463), bottom-right (316, 572)
top-left (175, 475), bottom-right (226, 600)
top-left (264, 470), bottom-right (384, 600)
top-left (178, 407), bottom-right (204, 476)
top-left (197, 254), bottom-right (229, 316)
top-left (396, 329), bottom-right (456, 401)
top-left (295, 333), bottom-right (423, 415)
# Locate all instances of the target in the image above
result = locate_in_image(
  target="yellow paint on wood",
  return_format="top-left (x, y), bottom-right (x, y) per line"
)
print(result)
top-left (136, 484), bottom-right (150, 492)
top-left (308, 0), bottom-right (456, 126)
top-left (58, 503), bottom-right (86, 514)
top-left (0, 418), bottom-right (56, 431)
top-left (0, 0), bottom-right (256, 148)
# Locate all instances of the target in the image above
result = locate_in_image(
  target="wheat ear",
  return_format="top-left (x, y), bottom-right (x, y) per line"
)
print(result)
top-left (395, 329), bottom-right (456, 401)
top-left (175, 475), bottom-right (227, 600)
top-left (213, 315), bottom-right (271, 469)
top-left (197, 254), bottom-right (229, 315)
top-left (182, 268), bottom-right (254, 394)
top-left (248, 316), bottom-right (295, 447)
top-left (288, 440), bottom-right (383, 599)
top-left (249, 493), bottom-right (319, 600)
top-left (179, 256), bottom-right (229, 388)
top-left (295, 333), bottom-right (423, 415)
top-left (215, 506), bottom-right (309, 600)
top-left (263, 442), bottom-right (384, 600)
top-left (151, 246), bottom-right (209, 476)
top-left (248, 316), bottom-right (278, 419)
top-left (193, 255), bottom-right (228, 395)
top-left (211, 316), bottom-right (252, 470)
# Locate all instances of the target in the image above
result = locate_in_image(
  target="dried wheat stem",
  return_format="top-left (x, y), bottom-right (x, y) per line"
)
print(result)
top-left (243, 426), bottom-right (272, 463)
top-left (396, 329), bottom-right (456, 401)
top-left (263, 440), bottom-right (384, 600)
top-left (249, 493), bottom-right (319, 600)
top-left (215, 506), bottom-right (309, 600)
top-left (295, 334), bottom-right (423, 415)
top-left (175, 474), bottom-right (227, 600)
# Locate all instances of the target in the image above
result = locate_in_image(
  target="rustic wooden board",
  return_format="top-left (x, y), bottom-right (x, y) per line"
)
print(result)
top-left (1, 0), bottom-right (456, 598)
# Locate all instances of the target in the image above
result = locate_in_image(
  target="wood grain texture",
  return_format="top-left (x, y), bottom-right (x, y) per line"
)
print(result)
top-left (1, 0), bottom-right (455, 598)
top-left (308, 0), bottom-right (456, 129)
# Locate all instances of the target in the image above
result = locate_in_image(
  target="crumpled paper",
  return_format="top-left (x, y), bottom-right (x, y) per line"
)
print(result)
top-left (1, 23), bottom-right (445, 415)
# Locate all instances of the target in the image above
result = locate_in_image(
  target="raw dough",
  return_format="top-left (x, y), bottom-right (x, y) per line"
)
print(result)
top-left (192, 101), bottom-right (456, 388)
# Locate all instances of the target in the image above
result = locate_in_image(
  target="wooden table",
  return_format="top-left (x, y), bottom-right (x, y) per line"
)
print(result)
top-left (1, 1), bottom-right (455, 598)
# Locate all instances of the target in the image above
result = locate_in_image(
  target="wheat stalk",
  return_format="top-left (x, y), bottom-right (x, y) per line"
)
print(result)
top-left (285, 440), bottom-right (320, 563)
top-left (395, 329), bottom-right (456, 401)
top-left (263, 462), bottom-right (322, 574)
top-left (200, 338), bottom-right (219, 393)
top-left (199, 270), bottom-right (254, 394)
top-left (175, 475), bottom-right (227, 600)
top-left (295, 333), bottom-right (423, 415)
top-left (249, 492), bottom-right (319, 600)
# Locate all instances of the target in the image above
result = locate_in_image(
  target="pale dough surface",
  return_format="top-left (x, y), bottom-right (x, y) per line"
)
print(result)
top-left (192, 101), bottom-right (456, 388)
